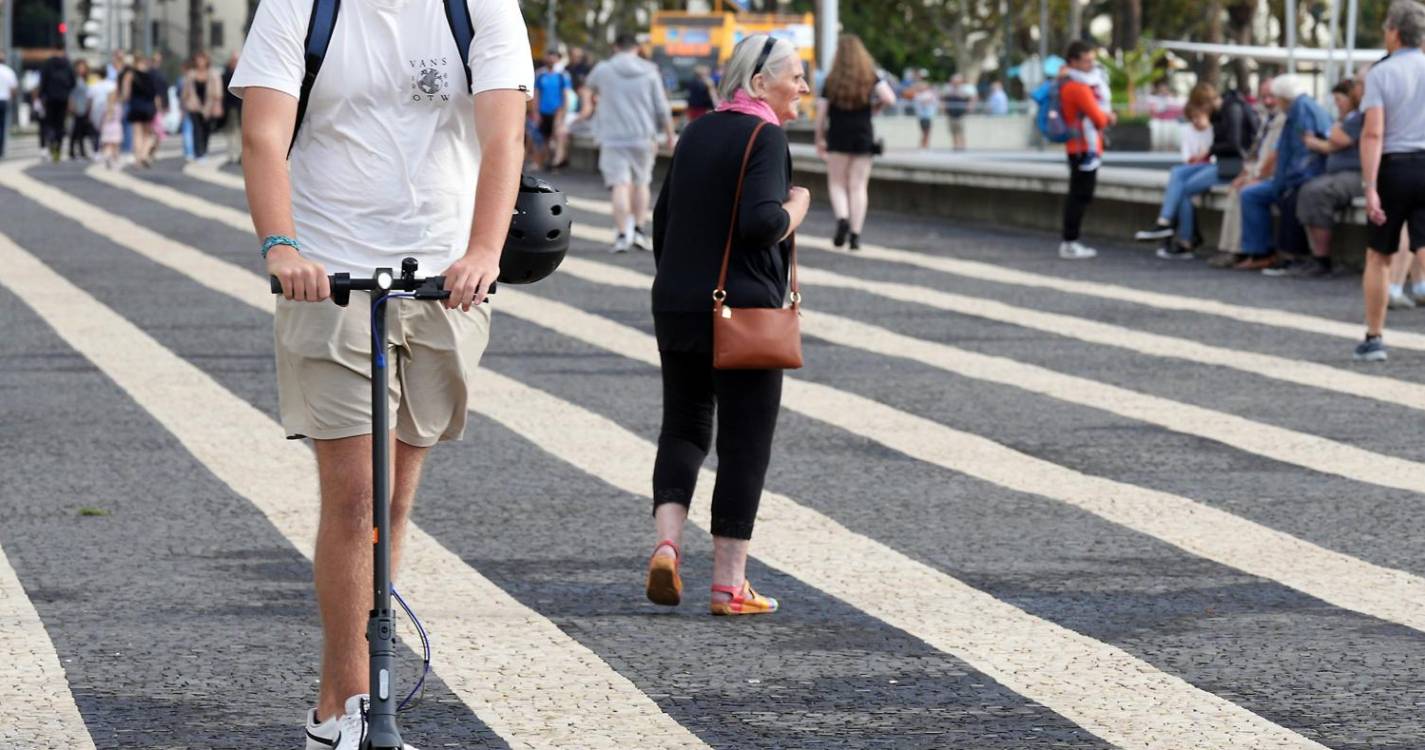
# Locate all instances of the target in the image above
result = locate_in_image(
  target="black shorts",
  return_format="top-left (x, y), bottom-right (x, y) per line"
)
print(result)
top-left (1369, 152), bottom-right (1425, 254)
top-left (538, 113), bottom-right (557, 140)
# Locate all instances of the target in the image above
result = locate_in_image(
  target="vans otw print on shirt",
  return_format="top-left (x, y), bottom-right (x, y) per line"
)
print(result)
top-left (410, 57), bottom-right (452, 103)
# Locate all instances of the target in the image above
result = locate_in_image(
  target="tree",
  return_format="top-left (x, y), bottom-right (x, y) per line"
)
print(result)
top-left (1203, 0), bottom-right (1224, 87)
top-left (189, 0), bottom-right (203, 56)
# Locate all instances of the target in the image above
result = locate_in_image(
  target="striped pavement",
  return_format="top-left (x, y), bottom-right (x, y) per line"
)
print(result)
top-left (2, 156), bottom-right (1425, 748)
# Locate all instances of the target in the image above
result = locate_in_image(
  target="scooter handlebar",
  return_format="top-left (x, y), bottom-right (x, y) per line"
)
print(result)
top-left (268, 269), bottom-right (495, 306)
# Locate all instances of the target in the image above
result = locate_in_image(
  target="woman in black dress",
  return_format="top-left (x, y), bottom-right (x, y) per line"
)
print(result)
top-left (647, 34), bottom-right (811, 616)
top-left (121, 54), bottom-right (163, 167)
top-left (814, 34), bottom-right (896, 250)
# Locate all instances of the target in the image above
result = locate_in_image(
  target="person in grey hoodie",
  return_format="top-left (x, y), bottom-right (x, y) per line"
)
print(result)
top-left (578, 33), bottom-right (675, 253)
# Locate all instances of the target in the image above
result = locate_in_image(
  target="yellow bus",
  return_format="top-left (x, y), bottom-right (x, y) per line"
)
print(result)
top-left (648, 11), bottom-right (816, 104)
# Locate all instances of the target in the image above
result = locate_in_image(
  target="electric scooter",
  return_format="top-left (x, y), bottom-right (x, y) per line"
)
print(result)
top-left (271, 257), bottom-right (493, 750)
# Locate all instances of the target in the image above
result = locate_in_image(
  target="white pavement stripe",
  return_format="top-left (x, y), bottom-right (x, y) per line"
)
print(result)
top-left (56, 157), bottom-right (1329, 750)
top-left (176, 165), bottom-right (1425, 413)
top-left (0, 230), bottom-right (707, 749)
top-left (24, 177), bottom-right (1333, 750)
top-left (563, 194), bottom-right (1425, 351)
top-left (560, 227), bottom-right (1425, 496)
top-left (0, 544), bottom-right (96, 748)
top-left (182, 158), bottom-right (245, 191)
top-left (486, 289), bottom-right (1329, 750)
top-left (74, 161), bottom-right (1425, 636)
top-left (501, 271), bottom-right (1425, 632)
top-left (98, 168), bottom-right (1425, 417)
top-left (797, 267), bottom-right (1425, 410)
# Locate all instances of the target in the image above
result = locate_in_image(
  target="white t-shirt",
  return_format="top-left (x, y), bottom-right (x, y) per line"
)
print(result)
top-left (0, 64), bottom-right (17, 102)
top-left (229, 0), bottom-right (532, 276)
top-left (1179, 120), bottom-right (1213, 163)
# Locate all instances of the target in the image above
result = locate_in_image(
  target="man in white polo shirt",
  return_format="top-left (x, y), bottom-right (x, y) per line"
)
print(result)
top-left (228, 0), bottom-right (531, 744)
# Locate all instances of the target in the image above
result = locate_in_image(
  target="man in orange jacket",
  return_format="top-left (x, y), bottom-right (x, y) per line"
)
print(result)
top-left (1058, 40), bottom-right (1117, 259)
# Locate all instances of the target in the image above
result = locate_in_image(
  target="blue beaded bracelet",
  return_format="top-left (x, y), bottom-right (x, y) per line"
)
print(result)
top-left (261, 234), bottom-right (301, 259)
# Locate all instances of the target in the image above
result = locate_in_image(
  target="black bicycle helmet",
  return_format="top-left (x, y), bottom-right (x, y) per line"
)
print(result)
top-left (499, 174), bottom-right (570, 284)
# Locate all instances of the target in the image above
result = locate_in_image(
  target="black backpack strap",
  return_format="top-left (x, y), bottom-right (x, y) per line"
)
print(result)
top-left (290, 0), bottom-right (341, 155)
top-left (442, 0), bottom-right (475, 94)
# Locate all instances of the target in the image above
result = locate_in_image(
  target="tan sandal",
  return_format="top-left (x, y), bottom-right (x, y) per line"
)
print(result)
top-left (645, 540), bottom-right (682, 606)
top-left (709, 580), bottom-right (779, 616)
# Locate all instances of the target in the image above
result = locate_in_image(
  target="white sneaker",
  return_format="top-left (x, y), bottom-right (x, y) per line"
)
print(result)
top-left (611, 233), bottom-right (631, 254)
top-left (632, 227), bottom-right (653, 251)
top-left (305, 694), bottom-right (420, 750)
top-left (1058, 241), bottom-right (1098, 260)
top-left (1389, 291), bottom-right (1416, 310)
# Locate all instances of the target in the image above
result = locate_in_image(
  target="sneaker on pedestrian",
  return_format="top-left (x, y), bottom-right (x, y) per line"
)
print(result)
top-left (1353, 336), bottom-right (1388, 362)
top-left (1283, 257), bottom-right (1333, 278)
top-left (1389, 290), bottom-right (1416, 310)
top-left (306, 694), bottom-right (420, 750)
top-left (1260, 257), bottom-right (1300, 276)
top-left (610, 233), bottom-right (631, 254)
top-left (632, 227), bottom-right (653, 252)
top-left (1410, 284), bottom-right (1425, 306)
top-left (1058, 241), bottom-right (1097, 260)
top-left (1155, 242), bottom-right (1194, 261)
top-left (1135, 222), bottom-right (1175, 242)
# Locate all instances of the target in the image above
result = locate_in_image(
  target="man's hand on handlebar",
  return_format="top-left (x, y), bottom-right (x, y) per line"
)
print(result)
top-left (442, 251), bottom-right (500, 311)
top-left (268, 245), bottom-right (332, 302)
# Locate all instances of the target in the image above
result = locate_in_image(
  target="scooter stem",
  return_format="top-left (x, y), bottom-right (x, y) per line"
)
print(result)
top-left (364, 277), bottom-right (402, 750)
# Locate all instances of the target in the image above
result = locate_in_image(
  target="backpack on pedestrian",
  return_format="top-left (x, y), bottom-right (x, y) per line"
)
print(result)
top-left (1032, 78), bottom-right (1075, 144)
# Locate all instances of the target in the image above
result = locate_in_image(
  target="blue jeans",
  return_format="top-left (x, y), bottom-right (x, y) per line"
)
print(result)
top-left (181, 112), bottom-right (195, 158)
top-left (1240, 181), bottom-right (1282, 256)
top-left (1159, 163), bottom-right (1221, 244)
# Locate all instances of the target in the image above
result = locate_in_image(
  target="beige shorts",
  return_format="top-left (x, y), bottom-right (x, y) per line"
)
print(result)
top-left (274, 293), bottom-right (492, 447)
top-left (598, 143), bottom-right (655, 187)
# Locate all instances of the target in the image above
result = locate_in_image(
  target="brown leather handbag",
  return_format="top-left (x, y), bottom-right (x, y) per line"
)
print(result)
top-left (711, 120), bottom-right (804, 370)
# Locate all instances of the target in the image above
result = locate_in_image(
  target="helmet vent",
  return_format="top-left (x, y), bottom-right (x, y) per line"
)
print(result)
top-left (550, 204), bottom-right (564, 216)
top-left (547, 229), bottom-right (562, 240)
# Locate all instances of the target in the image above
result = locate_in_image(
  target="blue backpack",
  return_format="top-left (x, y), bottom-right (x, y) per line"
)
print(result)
top-left (289, 0), bottom-right (478, 152)
top-left (1031, 79), bottom-right (1076, 144)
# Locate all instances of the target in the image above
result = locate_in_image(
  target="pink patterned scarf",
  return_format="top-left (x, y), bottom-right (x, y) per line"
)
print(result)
top-left (715, 89), bottom-right (781, 126)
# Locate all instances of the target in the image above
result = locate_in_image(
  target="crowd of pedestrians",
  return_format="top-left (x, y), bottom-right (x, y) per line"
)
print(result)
top-left (1, 48), bottom-right (239, 168)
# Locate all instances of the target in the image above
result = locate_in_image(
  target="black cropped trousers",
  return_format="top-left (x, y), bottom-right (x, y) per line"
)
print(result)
top-left (651, 348), bottom-right (784, 540)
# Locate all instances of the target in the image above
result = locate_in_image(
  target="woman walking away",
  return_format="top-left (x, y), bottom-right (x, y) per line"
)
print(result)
top-left (182, 52), bottom-right (224, 160)
top-left (648, 33), bottom-right (811, 616)
top-left (121, 55), bottom-right (162, 167)
top-left (815, 34), bottom-right (895, 250)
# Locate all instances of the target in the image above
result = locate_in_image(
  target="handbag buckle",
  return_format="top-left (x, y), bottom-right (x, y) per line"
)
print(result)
top-left (789, 291), bottom-right (802, 305)
top-left (712, 289), bottom-right (727, 302)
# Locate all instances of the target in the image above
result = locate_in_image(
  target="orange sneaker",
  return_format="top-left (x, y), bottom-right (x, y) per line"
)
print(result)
top-left (709, 581), bottom-right (779, 616)
top-left (645, 540), bottom-right (682, 606)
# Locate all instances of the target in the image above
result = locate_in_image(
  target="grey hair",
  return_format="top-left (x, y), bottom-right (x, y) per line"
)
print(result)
top-left (718, 34), bottom-right (800, 101)
top-left (1386, 0), bottom-right (1425, 47)
top-left (1270, 74), bottom-right (1305, 102)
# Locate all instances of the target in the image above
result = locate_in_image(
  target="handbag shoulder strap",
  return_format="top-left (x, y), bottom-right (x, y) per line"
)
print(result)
top-left (714, 120), bottom-right (769, 302)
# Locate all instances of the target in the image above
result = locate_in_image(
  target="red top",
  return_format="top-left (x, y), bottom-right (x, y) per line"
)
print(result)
top-left (1060, 79), bottom-right (1110, 156)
